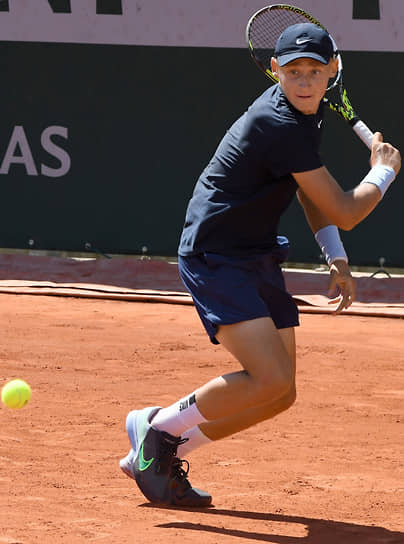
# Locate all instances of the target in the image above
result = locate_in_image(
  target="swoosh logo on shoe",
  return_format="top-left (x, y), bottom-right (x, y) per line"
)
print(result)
top-left (296, 37), bottom-right (313, 45)
top-left (138, 443), bottom-right (154, 471)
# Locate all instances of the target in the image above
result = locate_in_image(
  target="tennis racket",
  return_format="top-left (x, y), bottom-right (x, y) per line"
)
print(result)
top-left (246, 4), bottom-right (374, 149)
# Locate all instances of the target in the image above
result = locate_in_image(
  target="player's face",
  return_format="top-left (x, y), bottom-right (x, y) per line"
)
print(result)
top-left (271, 57), bottom-right (338, 115)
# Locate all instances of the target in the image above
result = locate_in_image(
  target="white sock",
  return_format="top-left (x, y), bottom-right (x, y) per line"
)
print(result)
top-left (177, 425), bottom-right (212, 458)
top-left (151, 393), bottom-right (207, 437)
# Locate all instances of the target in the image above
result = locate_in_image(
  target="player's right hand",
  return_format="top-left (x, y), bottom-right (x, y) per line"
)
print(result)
top-left (370, 132), bottom-right (401, 175)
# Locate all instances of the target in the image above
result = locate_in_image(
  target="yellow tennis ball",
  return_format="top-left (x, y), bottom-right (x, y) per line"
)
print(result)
top-left (1, 379), bottom-right (31, 409)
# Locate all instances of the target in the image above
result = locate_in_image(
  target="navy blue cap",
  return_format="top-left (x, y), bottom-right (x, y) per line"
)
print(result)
top-left (274, 23), bottom-right (334, 66)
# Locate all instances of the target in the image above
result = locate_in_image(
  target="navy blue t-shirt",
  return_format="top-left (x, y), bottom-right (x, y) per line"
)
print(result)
top-left (178, 84), bottom-right (324, 257)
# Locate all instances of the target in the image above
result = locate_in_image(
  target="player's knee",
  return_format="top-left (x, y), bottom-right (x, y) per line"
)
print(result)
top-left (253, 368), bottom-right (294, 404)
top-left (260, 381), bottom-right (296, 412)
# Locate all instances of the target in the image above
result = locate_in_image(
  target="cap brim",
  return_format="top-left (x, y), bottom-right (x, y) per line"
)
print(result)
top-left (277, 52), bottom-right (330, 66)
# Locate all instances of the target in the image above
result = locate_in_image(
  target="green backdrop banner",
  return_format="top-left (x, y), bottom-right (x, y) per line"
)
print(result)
top-left (0, 42), bottom-right (402, 266)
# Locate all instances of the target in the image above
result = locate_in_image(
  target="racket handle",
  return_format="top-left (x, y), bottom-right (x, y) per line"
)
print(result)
top-left (352, 119), bottom-right (374, 150)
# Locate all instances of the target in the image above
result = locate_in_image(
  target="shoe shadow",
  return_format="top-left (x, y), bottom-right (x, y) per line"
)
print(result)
top-left (146, 506), bottom-right (403, 543)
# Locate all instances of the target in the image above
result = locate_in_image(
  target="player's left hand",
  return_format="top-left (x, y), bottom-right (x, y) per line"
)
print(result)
top-left (327, 260), bottom-right (356, 314)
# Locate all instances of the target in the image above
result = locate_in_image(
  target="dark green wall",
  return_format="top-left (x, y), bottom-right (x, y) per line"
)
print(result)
top-left (0, 42), bottom-right (402, 265)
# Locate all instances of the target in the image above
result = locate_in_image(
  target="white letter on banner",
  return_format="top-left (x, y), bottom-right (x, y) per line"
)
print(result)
top-left (41, 126), bottom-right (71, 178)
top-left (0, 126), bottom-right (38, 175)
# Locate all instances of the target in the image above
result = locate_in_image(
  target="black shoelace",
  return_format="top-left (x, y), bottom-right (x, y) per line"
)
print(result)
top-left (158, 433), bottom-right (188, 472)
top-left (171, 458), bottom-right (190, 482)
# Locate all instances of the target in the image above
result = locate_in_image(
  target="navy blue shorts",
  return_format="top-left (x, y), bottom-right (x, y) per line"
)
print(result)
top-left (178, 247), bottom-right (299, 344)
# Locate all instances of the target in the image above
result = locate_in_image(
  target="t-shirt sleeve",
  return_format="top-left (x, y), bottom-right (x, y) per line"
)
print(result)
top-left (265, 121), bottom-right (323, 178)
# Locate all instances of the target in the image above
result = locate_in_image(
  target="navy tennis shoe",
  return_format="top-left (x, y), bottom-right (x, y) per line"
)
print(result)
top-left (120, 407), bottom-right (212, 507)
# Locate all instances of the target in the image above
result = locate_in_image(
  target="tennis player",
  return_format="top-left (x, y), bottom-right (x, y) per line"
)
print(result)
top-left (120, 23), bottom-right (401, 507)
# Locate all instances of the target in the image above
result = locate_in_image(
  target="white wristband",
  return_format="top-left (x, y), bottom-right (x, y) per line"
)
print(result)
top-left (314, 225), bottom-right (348, 266)
top-left (360, 164), bottom-right (396, 198)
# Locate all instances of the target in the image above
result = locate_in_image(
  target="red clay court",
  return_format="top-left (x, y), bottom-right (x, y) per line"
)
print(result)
top-left (0, 254), bottom-right (403, 543)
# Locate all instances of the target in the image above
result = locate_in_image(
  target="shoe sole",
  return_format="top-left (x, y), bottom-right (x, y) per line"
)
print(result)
top-left (121, 407), bottom-right (161, 480)
top-left (119, 451), bottom-right (135, 479)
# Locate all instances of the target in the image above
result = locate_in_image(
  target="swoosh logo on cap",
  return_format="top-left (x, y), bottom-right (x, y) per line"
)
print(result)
top-left (296, 37), bottom-right (313, 45)
top-left (138, 443), bottom-right (154, 471)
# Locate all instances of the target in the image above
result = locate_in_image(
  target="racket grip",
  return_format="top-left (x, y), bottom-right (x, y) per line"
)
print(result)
top-left (352, 119), bottom-right (374, 150)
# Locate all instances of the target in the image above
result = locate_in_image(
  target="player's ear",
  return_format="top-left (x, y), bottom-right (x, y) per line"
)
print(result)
top-left (330, 57), bottom-right (339, 77)
top-left (271, 57), bottom-right (279, 78)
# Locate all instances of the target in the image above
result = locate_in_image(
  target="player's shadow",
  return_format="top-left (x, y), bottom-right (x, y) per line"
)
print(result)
top-left (155, 508), bottom-right (403, 543)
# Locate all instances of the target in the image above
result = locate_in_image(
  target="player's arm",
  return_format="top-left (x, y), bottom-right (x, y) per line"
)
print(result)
top-left (297, 188), bottom-right (356, 314)
top-left (297, 188), bottom-right (335, 234)
top-left (293, 132), bottom-right (401, 231)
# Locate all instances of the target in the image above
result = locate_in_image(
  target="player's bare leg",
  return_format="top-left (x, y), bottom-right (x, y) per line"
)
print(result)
top-left (198, 382), bottom-right (296, 441)
top-left (195, 325), bottom-right (296, 440)
top-left (193, 317), bottom-right (295, 421)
